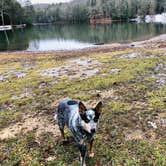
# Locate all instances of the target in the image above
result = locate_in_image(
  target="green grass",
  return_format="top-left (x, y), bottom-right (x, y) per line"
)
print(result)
top-left (0, 47), bottom-right (166, 165)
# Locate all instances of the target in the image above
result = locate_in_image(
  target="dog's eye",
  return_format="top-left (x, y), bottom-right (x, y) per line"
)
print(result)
top-left (84, 117), bottom-right (90, 123)
top-left (81, 115), bottom-right (90, 123)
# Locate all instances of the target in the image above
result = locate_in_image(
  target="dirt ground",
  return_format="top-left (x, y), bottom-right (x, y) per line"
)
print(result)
top-left (0, 34), bottom-right (166, 166)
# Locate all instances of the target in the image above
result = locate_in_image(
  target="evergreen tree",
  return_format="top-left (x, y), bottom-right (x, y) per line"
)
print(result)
top-left (23, 0), bottom-right (35, 25)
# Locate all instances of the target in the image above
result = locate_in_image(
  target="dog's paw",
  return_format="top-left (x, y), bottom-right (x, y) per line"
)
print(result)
top-left (89, 152), bottom-right (94, 158)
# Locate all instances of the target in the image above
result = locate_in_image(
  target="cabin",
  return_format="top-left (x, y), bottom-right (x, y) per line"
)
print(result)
top-left (90, 15), bottom-right (111, 24)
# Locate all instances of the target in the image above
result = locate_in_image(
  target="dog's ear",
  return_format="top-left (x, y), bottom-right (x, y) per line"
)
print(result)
top-left (94, 101), bottom-right (102, 114)
top-left (79, 102), bottom-right (86, 115)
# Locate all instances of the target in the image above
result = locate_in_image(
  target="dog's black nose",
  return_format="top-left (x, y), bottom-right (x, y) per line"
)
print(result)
top-left (91, 129), bottom-right (96, 134)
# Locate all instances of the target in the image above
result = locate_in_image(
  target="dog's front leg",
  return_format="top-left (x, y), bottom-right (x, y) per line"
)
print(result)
top-left (78, 144), bottom-right (86, 166)
top-left (88, 138), bottom-right (94, 157)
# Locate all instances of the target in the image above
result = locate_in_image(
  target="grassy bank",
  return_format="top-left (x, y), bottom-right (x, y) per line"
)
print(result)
top-left (0, 36), bottom-right (166, 165)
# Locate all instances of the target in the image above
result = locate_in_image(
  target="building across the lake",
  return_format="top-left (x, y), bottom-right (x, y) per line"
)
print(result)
top-left (90, 14), bottom-right (111, 24)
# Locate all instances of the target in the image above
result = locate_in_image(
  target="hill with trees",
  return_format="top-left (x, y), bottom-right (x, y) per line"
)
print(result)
top-left (33, 0), bottom-right (166, 23)
top-left (1, 0), bottom-right (165, 25)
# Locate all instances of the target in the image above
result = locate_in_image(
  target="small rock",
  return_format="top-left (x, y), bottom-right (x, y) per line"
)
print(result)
top-left (110, 68), bottom-right (121, 73)
top-left (16, 72), bottom-right (27, 78)
top-left (0, 74), bottom-right (4, 81)
top-left (45, 156), bottom-right (57, 161)
top-left (38, 82), bottom-right (47, 88)
top-left (147, 121), bottom-right (157, 129)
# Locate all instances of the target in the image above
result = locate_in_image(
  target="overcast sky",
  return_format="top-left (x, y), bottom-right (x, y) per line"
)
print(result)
top-left (31, 0), bottom-right (72, 4)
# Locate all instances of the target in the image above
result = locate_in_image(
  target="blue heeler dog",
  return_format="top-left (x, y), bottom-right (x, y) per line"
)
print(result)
top-left (56, 98), bottom-right (102, 166)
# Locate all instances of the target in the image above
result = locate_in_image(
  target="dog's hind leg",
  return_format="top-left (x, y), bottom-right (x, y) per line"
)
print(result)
top-left (57, 112), bottom-right (65, 139)
top-left (58, 120), bottom-right (65, 139)
top-left (59, 127), bottom-right (65, 139)
top-left (57, 105), bottom-right (66, 140)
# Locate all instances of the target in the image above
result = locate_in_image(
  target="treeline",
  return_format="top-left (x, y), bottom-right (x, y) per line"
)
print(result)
top-left (0, 0), bottom-right (34, 25)
top-left (0, 0), bottom-right (166, 25)
top-left (34, 0), bottom-right (166, 23)
top-left (88, 0), bottom-right (166, 20)
top-left (34, 1), bottom-right (89, 23)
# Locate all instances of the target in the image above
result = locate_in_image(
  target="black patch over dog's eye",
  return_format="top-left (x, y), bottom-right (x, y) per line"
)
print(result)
top-left (84, 118), bottom-right (90, 123)
top-left (94, 111), bottom-right (100, 122)
top-left (81, 114), bottom-right (90, 123)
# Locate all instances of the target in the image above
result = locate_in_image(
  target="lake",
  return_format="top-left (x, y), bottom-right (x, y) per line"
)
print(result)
top-left (0, 22), bottom-right (166, 51)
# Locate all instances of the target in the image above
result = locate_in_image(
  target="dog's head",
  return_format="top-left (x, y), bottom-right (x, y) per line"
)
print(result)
top-left (79, 101), bottom-right (102, 135)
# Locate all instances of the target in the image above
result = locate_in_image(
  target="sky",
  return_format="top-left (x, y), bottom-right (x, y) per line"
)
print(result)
top-left (30, 0), bottom-right (72, 4)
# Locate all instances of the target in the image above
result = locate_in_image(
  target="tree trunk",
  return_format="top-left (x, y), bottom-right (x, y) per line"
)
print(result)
top-left (1, 10), bottom-right (5, 25)
top-left (1, 10), bottom-right (9, 45)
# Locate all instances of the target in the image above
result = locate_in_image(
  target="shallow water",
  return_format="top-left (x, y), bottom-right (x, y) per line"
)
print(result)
top-left (0, 22), bottom-right (166, 51)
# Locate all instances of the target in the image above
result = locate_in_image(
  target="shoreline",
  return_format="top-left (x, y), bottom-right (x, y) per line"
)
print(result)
top-left (0, 34), bottom-right (166, 56)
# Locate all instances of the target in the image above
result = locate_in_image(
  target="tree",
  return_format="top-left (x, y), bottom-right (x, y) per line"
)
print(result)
top-left (23, 0), bottom-right (35, 25)
top-left (0, 0), bottom-right (34, 25)
top-left (156, 0), bottom-right (166, 13)
top-left (0, 0), bottom-right (23, 25)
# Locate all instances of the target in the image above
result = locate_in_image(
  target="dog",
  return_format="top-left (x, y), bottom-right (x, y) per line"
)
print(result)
top-left (56, 98), bottom-right (102, 166)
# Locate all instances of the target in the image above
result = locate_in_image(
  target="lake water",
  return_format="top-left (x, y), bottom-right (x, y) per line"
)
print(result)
top-left (0, 22), bottom-right (166, 51)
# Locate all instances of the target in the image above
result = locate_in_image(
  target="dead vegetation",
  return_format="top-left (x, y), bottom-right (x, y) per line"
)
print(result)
top-left (0, 34), bottom-right (166, 166)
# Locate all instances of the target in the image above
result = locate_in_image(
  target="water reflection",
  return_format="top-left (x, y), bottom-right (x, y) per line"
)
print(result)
top-left (0, 22), bottom-right (166, 51)
top-left (27, 39), bottom-right (94, 51)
